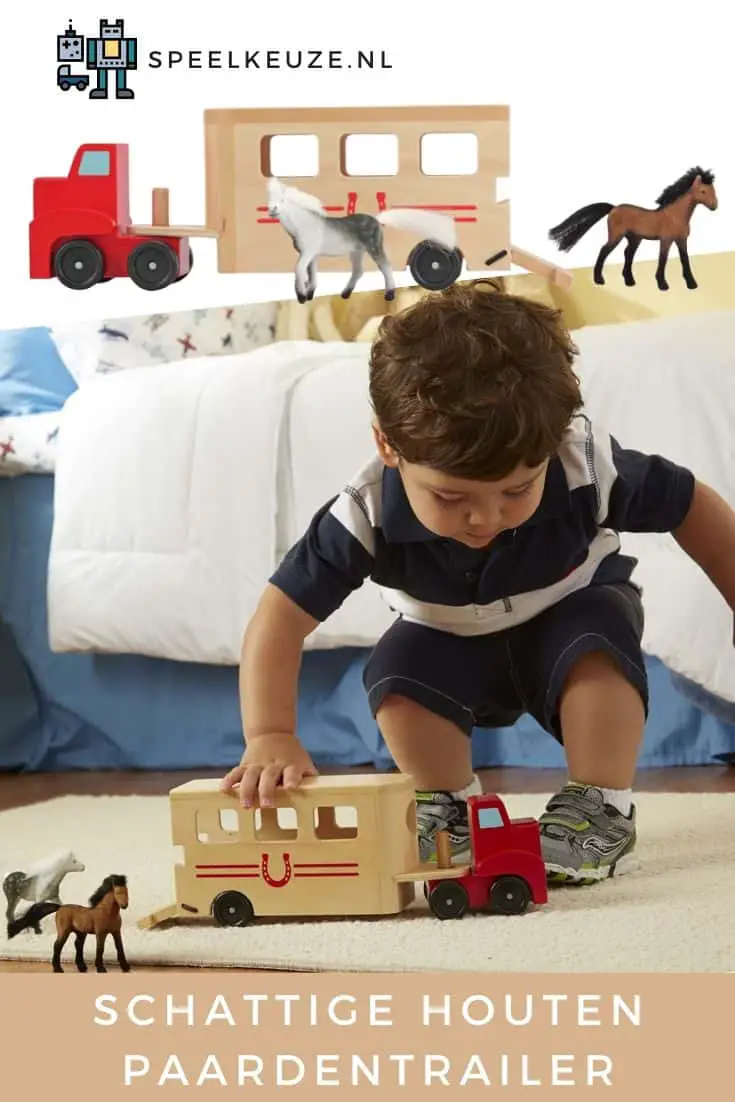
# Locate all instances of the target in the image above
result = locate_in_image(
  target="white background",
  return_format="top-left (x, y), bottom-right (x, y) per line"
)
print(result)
top-left (2, 0), bottom-right (732, 327)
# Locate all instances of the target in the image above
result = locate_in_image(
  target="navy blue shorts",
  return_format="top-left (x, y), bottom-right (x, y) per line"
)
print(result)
top-left (363, 581), bottom-right (648, 741)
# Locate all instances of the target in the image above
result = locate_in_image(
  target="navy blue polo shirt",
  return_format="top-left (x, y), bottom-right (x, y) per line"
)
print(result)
top-left (270, 414), bottom-right (695, 636)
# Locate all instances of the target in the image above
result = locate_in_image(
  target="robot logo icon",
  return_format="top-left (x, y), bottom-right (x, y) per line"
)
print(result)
top-left (56, 18), bottom-right (137, 100)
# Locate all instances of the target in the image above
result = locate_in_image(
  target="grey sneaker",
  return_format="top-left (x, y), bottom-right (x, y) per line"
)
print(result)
top-left (415, 790), bottom-right (471, 864)
top-left (539, 783), bottom-right (637, 884)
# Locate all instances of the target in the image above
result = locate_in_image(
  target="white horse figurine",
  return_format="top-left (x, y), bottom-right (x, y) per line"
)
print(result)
top-left (266, 177), bottom-right (459, 302)
top-left (3, 849), bottom-right (85, 935)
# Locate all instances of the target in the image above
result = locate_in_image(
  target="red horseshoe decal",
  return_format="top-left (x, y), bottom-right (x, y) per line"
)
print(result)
top-left (261, 852), bottom-right (292, 888)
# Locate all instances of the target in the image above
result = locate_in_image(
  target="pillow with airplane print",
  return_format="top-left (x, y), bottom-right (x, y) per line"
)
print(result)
top-left (50, 302), bottom-right (277, 385)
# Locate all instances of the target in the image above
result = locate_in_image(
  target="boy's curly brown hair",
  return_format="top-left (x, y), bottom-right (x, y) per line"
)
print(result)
top-left (369, 279), bottom-right (582, 480)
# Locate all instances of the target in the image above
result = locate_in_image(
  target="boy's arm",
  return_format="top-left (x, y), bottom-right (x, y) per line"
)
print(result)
top-left (222, 487), bottom-right (377, 805)
top-left (229, 583), bottom-right (321, 807)
top-left (594, 431), bottom-right (735, 636)
top-left (240, 582), bottom-right (320, 742)
top-left (672, 481), bottom-right (735, 630)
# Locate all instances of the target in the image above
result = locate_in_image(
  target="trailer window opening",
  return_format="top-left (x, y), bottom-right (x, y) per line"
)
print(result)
top-left (477, 807), bottom-right (504, 830)
top-left (261, 134), bottom-right (319, 178)
top-left (340, 133), bottom-right (398, 177)
top-left (420, 133), bottom-right (478, 176)
top-left (79, 150), bottom-right (111, 177)
top-left (195, 806), bottom-right (244, 844)
top-left (254, 806), bottom-right (298, 841)
top-left (219, 808), bottom-right (239, 834)
top-left (314, 804), bottom-right (358, 840)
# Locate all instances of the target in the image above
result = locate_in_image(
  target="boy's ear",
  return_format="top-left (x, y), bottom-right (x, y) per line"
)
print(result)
top-left (372, 423), bottom-right (399, 467)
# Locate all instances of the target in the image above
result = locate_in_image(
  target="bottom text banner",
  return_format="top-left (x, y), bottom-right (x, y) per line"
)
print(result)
top-left (2, 973), bottom-right (730, 1097)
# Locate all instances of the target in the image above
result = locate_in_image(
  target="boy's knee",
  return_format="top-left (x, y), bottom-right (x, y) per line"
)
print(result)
top-left (564, 649), bottom-right (624, 686)
top-left (375, 693), bottom-right (429, 722)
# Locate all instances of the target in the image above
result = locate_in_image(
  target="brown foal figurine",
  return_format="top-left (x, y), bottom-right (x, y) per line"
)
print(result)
top-left (549, 166), bottom-right (717, 291)
top-left (7, 873), bottom-right (131, 973)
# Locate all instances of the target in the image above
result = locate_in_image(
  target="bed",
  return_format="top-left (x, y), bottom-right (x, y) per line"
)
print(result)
top-left (2, 300), bottom-right (735, 772)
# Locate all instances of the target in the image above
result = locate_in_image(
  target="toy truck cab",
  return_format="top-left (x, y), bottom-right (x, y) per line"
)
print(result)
top-left (29, 142), bottom-right (193, 290)
top-left (424, 793), bottom-right (548, 920)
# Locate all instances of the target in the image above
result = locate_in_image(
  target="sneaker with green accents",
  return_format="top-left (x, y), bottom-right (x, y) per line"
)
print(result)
top-left (539, 783), bottom-right (638, 884)
top-left (415, 790), bottom-right (472, 864)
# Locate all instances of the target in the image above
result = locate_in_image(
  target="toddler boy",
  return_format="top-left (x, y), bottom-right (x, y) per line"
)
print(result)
top-left (222, 280), bottom-right (735, 884)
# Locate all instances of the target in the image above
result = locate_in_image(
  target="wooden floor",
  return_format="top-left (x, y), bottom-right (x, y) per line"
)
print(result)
top-left (2, 765), bottom-right (733, 973)
top-left (2, 764), bottom-right (735, 814)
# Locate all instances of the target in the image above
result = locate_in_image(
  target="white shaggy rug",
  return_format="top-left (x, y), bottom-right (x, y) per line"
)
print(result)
top-left (1, 793), bottom-right (733, 973)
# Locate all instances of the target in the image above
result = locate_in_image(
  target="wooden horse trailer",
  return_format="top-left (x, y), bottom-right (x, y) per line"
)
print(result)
top-left (203, 104), bottom-right (571, 288)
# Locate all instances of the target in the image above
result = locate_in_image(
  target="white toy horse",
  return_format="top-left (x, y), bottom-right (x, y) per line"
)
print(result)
top-left (3, 849), bottom-right (85, 935)
top-left (266, 177), bottom-right (459, 302)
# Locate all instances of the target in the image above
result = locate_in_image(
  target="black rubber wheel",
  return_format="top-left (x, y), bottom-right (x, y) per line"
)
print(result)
top-left (59, 81), bottom-right (70, 91)
top-left (174, 247), bottom-right (193, 283)
top-left (54, 239), bottom-right (104, 290)
top-left (127, 240), bottom-right (178, 290)
top-left (408, 242), bottom-right (463, 290)
top-left (489, 876), bottom-right (531, 915)
top-left (428, 880), bottom-right (469, 920)
top-left (210, 891), bottom-right (254, 927)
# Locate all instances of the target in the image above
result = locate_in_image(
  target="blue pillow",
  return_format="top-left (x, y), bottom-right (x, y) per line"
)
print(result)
top-left (0, 326), bottom-right (78, 416)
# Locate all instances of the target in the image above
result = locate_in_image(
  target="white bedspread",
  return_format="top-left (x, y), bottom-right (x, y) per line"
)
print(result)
top-left (48, 342), bottom-right (376, 664)
top-left (47, 314), bottom-right (735, 704)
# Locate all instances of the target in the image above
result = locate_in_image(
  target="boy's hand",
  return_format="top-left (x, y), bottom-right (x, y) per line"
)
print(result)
top-left (220, 733), bottom-right (318, 808)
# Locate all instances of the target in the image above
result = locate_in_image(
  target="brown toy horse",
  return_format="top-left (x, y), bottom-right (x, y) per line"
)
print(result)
top-left (7, 873), bottom-right (130, 973)
top-left (549, 167), bottom-right (717, 291)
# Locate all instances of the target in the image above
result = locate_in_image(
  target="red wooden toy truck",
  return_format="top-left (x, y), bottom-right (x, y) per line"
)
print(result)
top-left (29, 144), bottom-right (200, 290)
top-left (419, 792), bottom-right (548, 919)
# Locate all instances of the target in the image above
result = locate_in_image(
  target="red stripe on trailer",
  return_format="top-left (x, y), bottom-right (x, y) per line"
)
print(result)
top-left (294, 871), bottom-right (360, 878)
top-left (195, 872), bottom-right (261, 881)
top-left (255, 205), bottom-right (344, 212)
top-left (389, 203), bottom-right (477, 211)
top-left (195, 863), bottom-right (258, 870)
top-left (293, 862), bottom-right (359, 869)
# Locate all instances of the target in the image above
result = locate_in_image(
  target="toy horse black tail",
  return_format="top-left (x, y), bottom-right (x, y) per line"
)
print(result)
top-left (549, 202), bottom-right (613, 251)
top-left (7, 901), bottom-right (59, 939)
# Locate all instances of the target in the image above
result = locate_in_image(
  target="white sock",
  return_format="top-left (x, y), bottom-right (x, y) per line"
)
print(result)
top-left (450, 774), bottom-right (483, 801)
top-left (601, 787), bottom-right (632, 816)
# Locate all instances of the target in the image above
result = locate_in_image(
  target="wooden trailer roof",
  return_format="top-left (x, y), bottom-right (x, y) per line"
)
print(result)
top-left (170, 774), bottom-right (413, 800)
top-left (204, 104), bottom-right (509, 127)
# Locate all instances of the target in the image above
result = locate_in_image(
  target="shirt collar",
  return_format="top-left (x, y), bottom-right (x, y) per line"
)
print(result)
top-left (380, 456), bottom-right (571, 544)
top-left (381, 466), bottom-right (443, 542)
top-left (516, 455), bottom-right (572, 527)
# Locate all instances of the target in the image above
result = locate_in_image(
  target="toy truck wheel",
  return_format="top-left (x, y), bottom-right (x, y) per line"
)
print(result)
top-left (408, 242), bottom-right (463, 291)
top-left (210, 890), bottom-right (255, 927)
top-left (128, 241), bottom-right (179, 291)
top-left (489, 876), bottom-right (531, 915)
top-left (427, 880), bottom-right (469, 920)
top-left (53, 240), bottom-right (105, 290)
